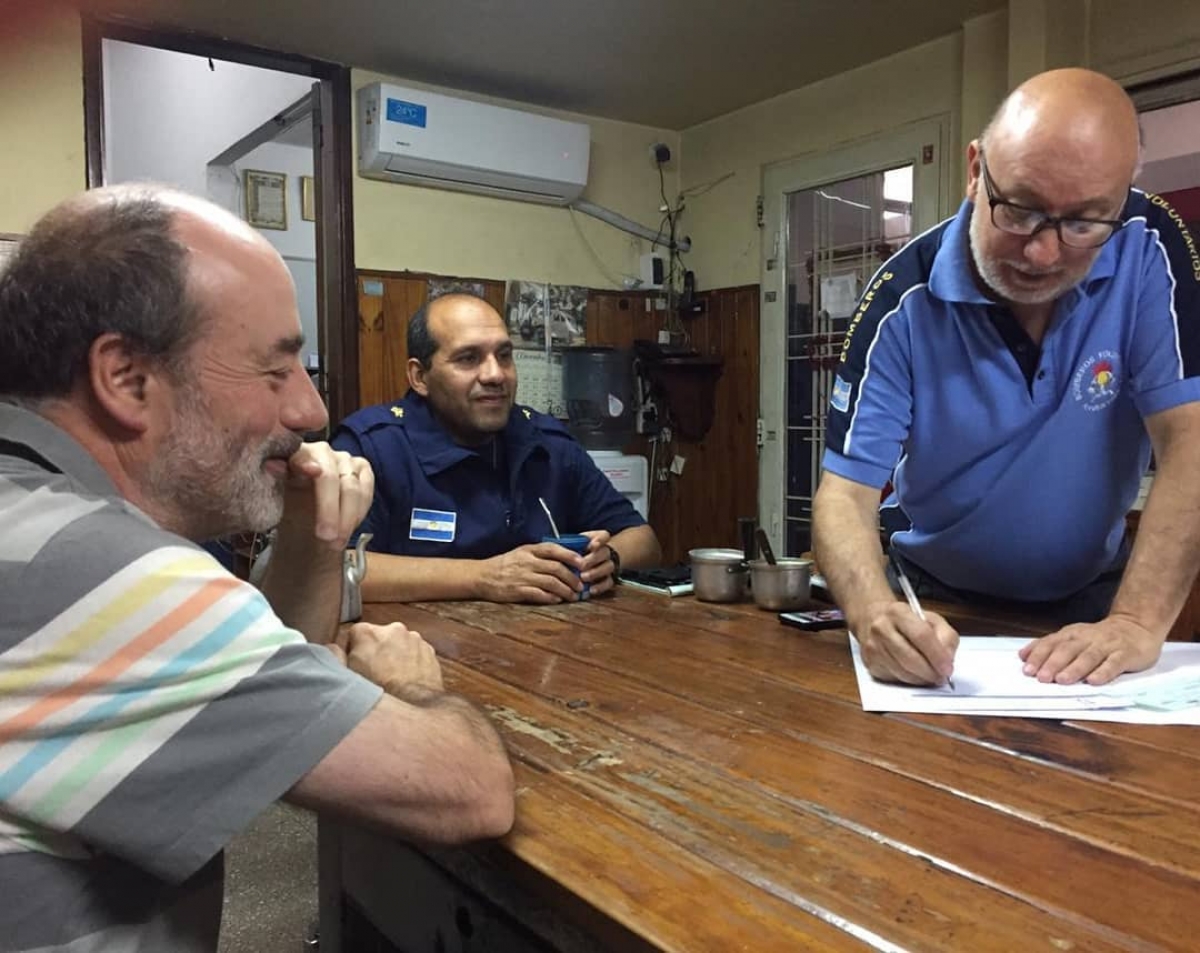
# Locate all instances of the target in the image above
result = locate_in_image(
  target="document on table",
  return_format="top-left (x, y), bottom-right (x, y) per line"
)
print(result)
top-left (850, 635), bottom-right (1200, 724)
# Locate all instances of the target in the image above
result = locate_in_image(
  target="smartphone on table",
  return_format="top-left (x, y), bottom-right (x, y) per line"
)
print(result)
top-left (778, 608), bottom-right (845, 631)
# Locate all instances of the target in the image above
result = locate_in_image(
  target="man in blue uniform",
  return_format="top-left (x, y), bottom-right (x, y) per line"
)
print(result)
top-left (813, 68), bottom-right (1200, 688)
top-left (332, 293), bottom-right (661, 603)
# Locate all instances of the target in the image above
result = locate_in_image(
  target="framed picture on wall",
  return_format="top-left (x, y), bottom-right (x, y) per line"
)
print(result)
top-left (244, 170), bottom-right (287, 230)
top-left (300, 175), bottom-right (316, 222)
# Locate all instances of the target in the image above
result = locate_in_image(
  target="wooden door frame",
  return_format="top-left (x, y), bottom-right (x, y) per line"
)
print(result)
top-left (80, 15), bottom-right (359, 426)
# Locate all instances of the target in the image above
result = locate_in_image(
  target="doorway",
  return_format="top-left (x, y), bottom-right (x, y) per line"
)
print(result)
top-left (1132, 72), bottom-right (1200, 240)
top-left (81, 17), bottom-right (359, 427)
top-left (759, 118), bottom-right (949, 556)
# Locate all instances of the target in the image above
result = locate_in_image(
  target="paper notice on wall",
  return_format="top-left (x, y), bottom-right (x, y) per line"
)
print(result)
top-left (820, 274), bottom-right (859, 319)
top-left (514, 349), bottom-right (565, 417)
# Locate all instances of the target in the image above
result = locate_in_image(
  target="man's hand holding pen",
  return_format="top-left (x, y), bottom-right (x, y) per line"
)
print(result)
top-left (851, 556), bottom-right (960, 687)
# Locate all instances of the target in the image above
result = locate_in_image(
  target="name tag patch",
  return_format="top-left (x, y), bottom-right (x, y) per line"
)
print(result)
top-left (409, 508), bottom-right (457, 542)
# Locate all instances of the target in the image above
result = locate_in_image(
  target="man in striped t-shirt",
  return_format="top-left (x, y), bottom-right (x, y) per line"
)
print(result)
top-left (0, 186), bottom-right (513, 952)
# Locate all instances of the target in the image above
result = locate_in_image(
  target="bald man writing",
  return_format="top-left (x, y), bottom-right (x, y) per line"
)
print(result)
top-left (814, 68), bottom-right (1200, 687)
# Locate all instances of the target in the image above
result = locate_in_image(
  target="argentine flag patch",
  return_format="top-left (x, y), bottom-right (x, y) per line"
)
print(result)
top-left (409, 508), bottom-right (457, 543)
top-left (831, 375), bottom-right (852, 413)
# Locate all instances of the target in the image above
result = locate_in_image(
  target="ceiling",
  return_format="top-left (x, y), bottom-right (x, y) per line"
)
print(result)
top-left (79, 0), bottom-right (1005, 130)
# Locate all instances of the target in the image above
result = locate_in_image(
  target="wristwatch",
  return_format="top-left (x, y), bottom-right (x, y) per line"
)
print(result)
top-left (609, 545), bottom-right (622, 580)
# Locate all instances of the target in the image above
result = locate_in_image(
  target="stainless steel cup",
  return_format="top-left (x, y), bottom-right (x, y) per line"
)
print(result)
top-left (749, 558), bottom-right (813, 611)
top-left (340, 533), bottom-right (373, 623)
top-left (689, 547), bottom-right (749, 602)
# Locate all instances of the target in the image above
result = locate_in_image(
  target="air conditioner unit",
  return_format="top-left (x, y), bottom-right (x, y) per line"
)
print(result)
top-left (357, 82), bottom-right (590, 206)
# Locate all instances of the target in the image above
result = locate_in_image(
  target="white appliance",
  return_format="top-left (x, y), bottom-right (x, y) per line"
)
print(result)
top-left (588, 451), bottom-right (649, 520)
top-left (357, 82), bottom-right (590, 205)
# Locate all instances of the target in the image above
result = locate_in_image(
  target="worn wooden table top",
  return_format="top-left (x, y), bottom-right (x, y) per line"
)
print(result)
top-left (359, 589), bottom-right (1200, 952)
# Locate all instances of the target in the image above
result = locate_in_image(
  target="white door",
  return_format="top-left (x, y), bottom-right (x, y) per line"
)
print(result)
top-left (759, 117), bottom-right (950, 556)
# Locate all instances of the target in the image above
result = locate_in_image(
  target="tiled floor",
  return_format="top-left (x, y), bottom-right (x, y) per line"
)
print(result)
top-left (218, 803), bottom-right (319, 953)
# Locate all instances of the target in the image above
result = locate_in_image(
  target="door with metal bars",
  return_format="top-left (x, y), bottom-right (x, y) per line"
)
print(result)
top-left (758, 119), bottom-right (948, 557)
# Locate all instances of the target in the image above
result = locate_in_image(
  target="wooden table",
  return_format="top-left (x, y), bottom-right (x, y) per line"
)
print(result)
top-left (318, 589), bottom-right (1200, 952)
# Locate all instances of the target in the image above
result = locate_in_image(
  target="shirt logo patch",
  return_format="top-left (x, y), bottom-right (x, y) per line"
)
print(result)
top-left (1072, 350), bottom-right (1121, 412)
top-left (409, 508), bottom-right (457, 542)
top-left (831, 375), bottom-right (853, 413)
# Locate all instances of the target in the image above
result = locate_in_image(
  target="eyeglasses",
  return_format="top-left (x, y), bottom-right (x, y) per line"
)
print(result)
top-left (978, 152), bottom-right (1126, 249)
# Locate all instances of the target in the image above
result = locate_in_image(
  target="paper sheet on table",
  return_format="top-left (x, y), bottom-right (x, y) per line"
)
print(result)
top-left (850, 635), bottom-right (1200, 724)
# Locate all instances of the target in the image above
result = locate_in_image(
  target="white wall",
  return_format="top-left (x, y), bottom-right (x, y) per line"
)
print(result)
top-left (207, 140), bottom-right (318, 355)
top-left (102, 40), bottom-right (313, 197)
top-left (104, 41), bottom-right (318, 354)
top-left (207, 140), bottom-right (315, 257)
top-left (680, 34), bottom-right (964, 290)
top-left (284, 256), bottom-right (320, 368)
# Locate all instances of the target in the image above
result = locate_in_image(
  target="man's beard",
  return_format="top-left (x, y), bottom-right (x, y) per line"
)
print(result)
top-left (968, 203), bottom-right (1090, 305)
top-left (148, 387), bottom-right (301, 541)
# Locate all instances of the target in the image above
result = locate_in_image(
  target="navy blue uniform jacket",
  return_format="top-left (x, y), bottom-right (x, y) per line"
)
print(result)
top-left (331, 391), bottom-right (646, 558)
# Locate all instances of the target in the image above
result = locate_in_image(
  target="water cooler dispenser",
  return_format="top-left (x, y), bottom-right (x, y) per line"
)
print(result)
top-left (587, 451), bottom-right (649, 519)
top-left (563, 346), bottom-right (650, 519)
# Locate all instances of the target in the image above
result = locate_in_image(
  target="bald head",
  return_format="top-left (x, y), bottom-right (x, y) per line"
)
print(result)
top-left (427, 293), bottom-right (503, 334)
top-left (983, 69), bottom-right (1141, 184)
top-left (407, 292), bottom-right (503, 369)
top-left (405, 292), bottom-right (515, 444)
top-left (965, 70), bottom-right (1140, 309)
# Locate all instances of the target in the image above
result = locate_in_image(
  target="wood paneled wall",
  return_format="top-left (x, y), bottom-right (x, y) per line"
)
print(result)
top-left (357, 274), bottom-right (506, 403)
top-left (353, 271), bottom-right (760, 565)
top-left (587, 288), bottom-right (760, 564)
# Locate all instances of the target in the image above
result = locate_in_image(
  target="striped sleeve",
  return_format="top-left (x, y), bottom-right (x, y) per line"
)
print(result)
top-left (1127, 190), bottom-right (1200, 416)
top-left (822, 250), bottom-right (931, 488)
top-left (0, 505), bottom-right (381, 883)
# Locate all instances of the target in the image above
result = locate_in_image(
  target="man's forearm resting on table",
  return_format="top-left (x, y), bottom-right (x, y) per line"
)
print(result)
top-left (1107, 405), bottom-right (1200, 639)
top-left (258, 534), bottom-right (345, 643)
top-left (812, 473), bottom-right (895, 628)
top-left (361, 552), bottom-right (490, 602)
top-left (361, 523), bottom-right (661, 603)
top-left (285, 691), bottom-right (515, 842)
top-left (609, 524), bottom-right (662, 570)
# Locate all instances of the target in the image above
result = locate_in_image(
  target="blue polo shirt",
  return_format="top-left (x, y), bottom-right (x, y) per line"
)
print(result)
top-left (331, 391), bottom-right (645, 558)
top-left (823, 190), bottom-right (1200, 601)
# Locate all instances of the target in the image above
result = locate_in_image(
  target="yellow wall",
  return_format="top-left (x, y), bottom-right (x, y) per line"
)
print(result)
top-left (0, 24), bottom-right (681, 291)
top-left (678, 0), bottom-right (1200, 291)
top-left (0, 5), bottom-right (84, 234)
top-left (5, 0), bottom-right (1200, 285)
top-left (680, 34), bottom-right (965, 290)
top-left (961, 9), bottom-right (1009, 161)
top-left (352, 70), bottom-right (680, 288)
top-left (1090, 0), bottom-right (1200, 83)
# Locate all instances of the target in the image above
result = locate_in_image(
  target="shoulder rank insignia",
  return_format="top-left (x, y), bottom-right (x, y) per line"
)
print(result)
top-left (522, 407), bottom-right (532, 419)
top-left (390, 406), bottom-right (404, 418)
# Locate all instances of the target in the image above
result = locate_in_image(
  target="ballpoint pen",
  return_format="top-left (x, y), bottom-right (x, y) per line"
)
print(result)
top-left (890, 555), bottom-right (955, 691)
